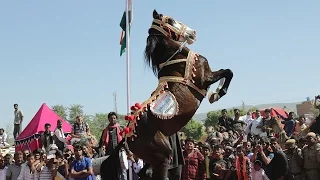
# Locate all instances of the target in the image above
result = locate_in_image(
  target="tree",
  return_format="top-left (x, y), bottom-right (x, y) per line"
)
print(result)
top-left (117, 114), bottom-right (128, 128)
top-left (52, 105), bottom-right (68, 120)
top-left (204, 107), bottom-right (257, 127)
top-left (204, 110), bottom-right (221, 127)
top-left (181, 119), bottom-right (204, 140)
top-left (87, 113), bottom-right (108, 139)
top-left (68, 104), bottom-right (85, 124)
top-left (5, 123), bottom-right (14, 145)
top-left (248, 107), bottom-right (258, 112)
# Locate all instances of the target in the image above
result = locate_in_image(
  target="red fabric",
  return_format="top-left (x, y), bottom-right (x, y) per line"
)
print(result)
top-left (252, 107), bottom-right (288, 119)
top-left (15, 103), bottom-right (72, 152)
top-left (17, 103), bottom-right (72, 140)
top-left (15, 138), bottom-right (40, 152)
top-left (181, 149), bottom-right (206, 180)
top-left (101, 123), bottom-right (122, 147)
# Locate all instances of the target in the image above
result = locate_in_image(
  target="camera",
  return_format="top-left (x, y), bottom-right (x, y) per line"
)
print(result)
top-left (64, 154), bottom-right (70, 159)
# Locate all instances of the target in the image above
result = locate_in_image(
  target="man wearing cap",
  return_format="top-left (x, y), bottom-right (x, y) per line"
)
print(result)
top-left (302, 132), bottom-right (320, 180)
top-left (285, 139), bottom-right (303, 180)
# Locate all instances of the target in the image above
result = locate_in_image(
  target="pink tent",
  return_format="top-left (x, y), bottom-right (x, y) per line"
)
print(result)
top-left (15, 103), bottom-right (72, 152)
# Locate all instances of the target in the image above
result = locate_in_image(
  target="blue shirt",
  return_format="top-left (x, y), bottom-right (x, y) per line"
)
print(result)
top-left (71, 157), bottom-right (93, 180)
top-left (282, 119), bottom-right (295, 137)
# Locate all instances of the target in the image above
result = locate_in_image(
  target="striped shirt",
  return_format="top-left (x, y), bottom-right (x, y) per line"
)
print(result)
top-left (6, 163), bottom-right (22, 180)
top-left (17, 165), bottom-right (39, 180)
top-left (39, 166), bottom-right (53, 180)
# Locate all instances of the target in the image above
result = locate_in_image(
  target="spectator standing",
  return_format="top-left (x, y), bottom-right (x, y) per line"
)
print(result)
top-left (181, 138), bottom-right (206, 180)
top-left (0, 128), bottom-right (9, 148)
top-left (98, 112), bottom-right (122, 155)
top-left (6, 151), bottom-right (24, 180)
top-left (0, 155), bottom-right (7, 180)
top-left (70, 144), bottom-right (93, 180)
top-left (265, 138), bottom-right (289, 180)
top-left (17, 154), bottom-right (38, 180)
top-left (13, 104), bottom-right (23, 140)
top-left (41, 123), bottom-right (54, 153)
top-left (302, 132), bottom-right (320, 180)
top-left (54, 120), bottom-right (68, 151)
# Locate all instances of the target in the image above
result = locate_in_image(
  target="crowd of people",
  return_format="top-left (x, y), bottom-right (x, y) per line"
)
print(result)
top-left (0, 101), bottom-right (320, 180)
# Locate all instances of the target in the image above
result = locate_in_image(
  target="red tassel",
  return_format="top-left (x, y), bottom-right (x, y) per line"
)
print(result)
top-left (128, 115), bottom-right (134, 121)
top-left (135, 103), bottom-right (142, 109)
top-left (130, 106), bottom-right (136, 111)
top-left (125, 115), bottom-right (135, 121)
top-left (124, 127), bottom-right (130, 134)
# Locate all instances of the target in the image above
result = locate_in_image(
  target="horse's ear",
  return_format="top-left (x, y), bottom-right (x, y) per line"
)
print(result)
top-left (153, 9), bottom-right (159, 19)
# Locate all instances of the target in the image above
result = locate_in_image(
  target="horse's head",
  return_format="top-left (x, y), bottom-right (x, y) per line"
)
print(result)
top-left (151, 9), bottom-right (196, 45)
top-left (145, 10), bottom-right (220, 100)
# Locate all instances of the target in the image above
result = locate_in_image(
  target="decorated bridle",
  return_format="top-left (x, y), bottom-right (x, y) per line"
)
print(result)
top-left (150, 16), bottom-right (207, 98)
top-left (151, 16), bottom-right (189, 42)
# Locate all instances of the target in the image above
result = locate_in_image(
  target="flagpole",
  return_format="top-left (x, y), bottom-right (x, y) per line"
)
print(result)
top-left (125, 0), bottom-right (131, 114)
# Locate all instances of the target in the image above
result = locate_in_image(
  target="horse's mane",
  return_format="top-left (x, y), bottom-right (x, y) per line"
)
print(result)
top-left (144, 33), bottom-right (167, 75)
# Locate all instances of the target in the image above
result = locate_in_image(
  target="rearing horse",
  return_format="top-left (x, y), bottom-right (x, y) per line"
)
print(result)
top-left (100, 10), bottom-right (233, 180)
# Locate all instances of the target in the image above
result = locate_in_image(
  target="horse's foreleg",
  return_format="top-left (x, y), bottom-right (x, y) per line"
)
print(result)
top-left (208, 69), bottom-right (233, 103)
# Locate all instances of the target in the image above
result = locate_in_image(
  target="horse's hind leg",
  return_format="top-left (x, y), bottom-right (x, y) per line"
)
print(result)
top-left (208, 69), bottom-right (233, 103)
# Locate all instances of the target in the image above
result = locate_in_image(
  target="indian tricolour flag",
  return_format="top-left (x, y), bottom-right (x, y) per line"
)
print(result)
top-left (119, 0), bottom-right (132, 56)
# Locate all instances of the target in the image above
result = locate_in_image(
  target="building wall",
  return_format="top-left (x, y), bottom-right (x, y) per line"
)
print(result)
top-left (296, 101), bottom-right (313, 116)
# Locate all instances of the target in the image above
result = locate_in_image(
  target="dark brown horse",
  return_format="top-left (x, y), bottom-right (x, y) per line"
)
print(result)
top-left (100, 10), bottom-right (233, 180)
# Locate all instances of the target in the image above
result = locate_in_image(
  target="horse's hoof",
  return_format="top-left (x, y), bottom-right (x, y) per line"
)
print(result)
top-left (208, 92), bottom-right (220, 104)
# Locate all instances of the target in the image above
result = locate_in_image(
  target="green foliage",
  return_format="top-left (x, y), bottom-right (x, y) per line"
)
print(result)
top-left (181, 119), bottom-right (204, 140)
top-left (68, 104), bottom-right (85, 124)
top-left (248, 107), bottom-right (258, 112)
top-left (5, 123), bottom-right (14, 145)
top-left (204, 110), bottom-right (221, 127)
top-left (86, 113), bottom-right (108, 139)
top-left (52, 105), bottom-right (68, 120)
top-left (204, 107), bottom-right (257, 127)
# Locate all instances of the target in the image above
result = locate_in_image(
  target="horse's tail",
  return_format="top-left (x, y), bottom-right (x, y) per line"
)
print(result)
top-left (100, 139), bottom-right (125, 180)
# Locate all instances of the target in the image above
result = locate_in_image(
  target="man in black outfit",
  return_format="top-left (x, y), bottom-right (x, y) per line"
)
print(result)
top-left (266, 137), bottom-right (289, 179)
top-left (218, 109), bottom-right (233, 131)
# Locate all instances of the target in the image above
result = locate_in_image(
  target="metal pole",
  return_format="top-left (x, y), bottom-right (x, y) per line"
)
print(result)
top-left (125, 0), bottom-right (131, 114)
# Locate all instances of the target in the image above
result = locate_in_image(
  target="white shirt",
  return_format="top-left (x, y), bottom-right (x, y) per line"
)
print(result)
top-left (54, 128), bottom-right (67, 143)
top-left (251, 168), bottom-right (269, 180)
top-left (250, 117), bottom-right (267, 136)
top-left (0, 133), bottom-right (7, 144)
top-left (128, 159), bottom-right (143, 180)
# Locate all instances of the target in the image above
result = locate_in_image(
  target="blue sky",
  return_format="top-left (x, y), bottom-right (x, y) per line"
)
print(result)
top-left (0, 0), bottom-right (319, 130)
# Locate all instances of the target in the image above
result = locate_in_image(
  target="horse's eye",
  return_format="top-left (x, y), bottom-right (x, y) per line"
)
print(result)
top-left (167, 18), bottom-right (174, 25)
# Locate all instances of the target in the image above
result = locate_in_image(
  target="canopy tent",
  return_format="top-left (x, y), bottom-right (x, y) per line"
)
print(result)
top-left (259, 107), bottom-right (289, 119)
top-left (15, 103), bottom-right (72, 152)
top-left (252, 107), bottom-right (289, 119)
